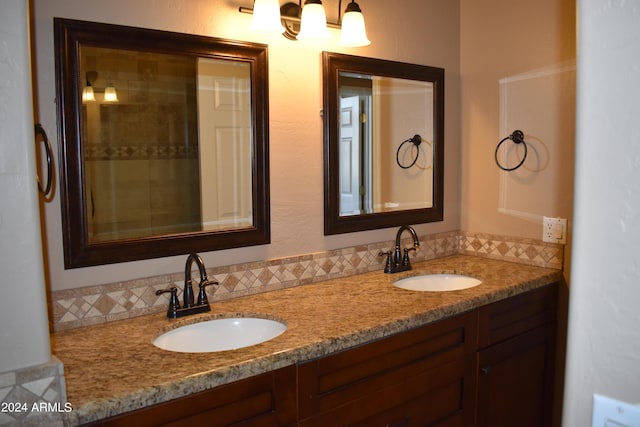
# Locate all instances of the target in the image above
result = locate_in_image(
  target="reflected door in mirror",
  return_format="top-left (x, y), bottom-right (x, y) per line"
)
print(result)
top-left (197, 58), bottom-right (253, 231)
top-left (339, 95), bottom-right (362, 215)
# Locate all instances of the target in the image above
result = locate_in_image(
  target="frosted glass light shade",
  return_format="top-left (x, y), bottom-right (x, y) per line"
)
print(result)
top-left (82, 86), bottom-right (95, 102)
top-left (250, 0), bottom-right (285, 33)
top-left (297, 1), bottom-right (329, 40)
top-left (338, 9), bottom-right (370, 47)
top-left (104, 86), bottom-right (118, 102)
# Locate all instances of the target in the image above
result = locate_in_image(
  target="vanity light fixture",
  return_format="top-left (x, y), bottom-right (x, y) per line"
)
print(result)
top-left (297, 0), bottom-right (330, 40)
top-left (338, 0), bottom-right (370, 47)
top-left (249, 0), bottom-right (285, 33)
top-left (239, 0), bottom-right (370, 47)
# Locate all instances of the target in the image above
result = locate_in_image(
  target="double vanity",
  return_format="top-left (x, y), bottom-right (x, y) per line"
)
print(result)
top-left (52, 254), bottom-right (562, 426)
top-left (43, 14), bottom-right (564, 427)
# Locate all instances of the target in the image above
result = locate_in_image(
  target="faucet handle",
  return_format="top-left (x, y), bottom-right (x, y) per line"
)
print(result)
top-left (378, 250), bottom-right (394, 273)
top-left (156, 287), bottom-right (180, 318)
top-left (196, 280), bottom-right (218, 306)
top-left (402, 247), bottom-right (417, 267)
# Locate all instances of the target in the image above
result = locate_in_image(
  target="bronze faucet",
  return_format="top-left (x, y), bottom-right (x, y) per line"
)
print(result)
top-left (379, 225), bottom-right (420, 274)
top-left (156, 253), bottom-right (218, 318)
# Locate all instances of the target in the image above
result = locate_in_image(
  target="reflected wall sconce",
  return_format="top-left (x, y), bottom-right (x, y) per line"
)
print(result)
top-left (82, 71), bottom-right (97, 102)
top-left (82, 71), bottom-right (118, 103)
top-left (103, 81), bottom-right (118, 102)
top-left (239, 0), bottom-right (370, 47)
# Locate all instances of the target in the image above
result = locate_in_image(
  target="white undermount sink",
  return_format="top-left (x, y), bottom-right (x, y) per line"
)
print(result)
top-left (393, 274), bottom-right (482, 292)
top-left (153, 317), bottom-right (287, 353)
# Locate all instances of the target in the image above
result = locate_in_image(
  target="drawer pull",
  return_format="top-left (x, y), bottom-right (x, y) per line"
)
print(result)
top-left (481, 366), bottom-right (492, 375)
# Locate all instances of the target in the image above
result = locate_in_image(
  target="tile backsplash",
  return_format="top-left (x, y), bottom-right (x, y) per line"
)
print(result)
top-left (0, 357), bottom-right (66, 427)
top-left (50, 230), bottom-right (563, 332)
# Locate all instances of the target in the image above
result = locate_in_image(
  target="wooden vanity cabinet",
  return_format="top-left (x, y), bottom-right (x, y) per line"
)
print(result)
top-left (82, 365), bottom-right (297, 427)
top-left (297, 312), bottom-right (478, 427)
top-left (81, 283), bottom-right (559, 427)
top-left (475, 283), bottom-right (558, 427)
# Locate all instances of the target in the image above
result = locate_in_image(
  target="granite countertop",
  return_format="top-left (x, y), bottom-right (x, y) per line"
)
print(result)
top-left (51, 255), bottom-right (562, 425)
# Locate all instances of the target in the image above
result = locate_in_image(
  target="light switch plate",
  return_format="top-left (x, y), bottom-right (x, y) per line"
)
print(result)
top-left (592, 394), bottom-right (640, 427)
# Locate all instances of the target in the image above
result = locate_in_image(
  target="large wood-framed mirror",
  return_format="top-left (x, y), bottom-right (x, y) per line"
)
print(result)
top-left (54, 18), bottom-right (270, 268)
top-left (323, 52), bottom-right (445, 235)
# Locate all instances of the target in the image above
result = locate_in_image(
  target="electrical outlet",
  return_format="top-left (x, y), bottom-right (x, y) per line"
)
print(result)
top-left (542, 216), bottom-right (567, 244)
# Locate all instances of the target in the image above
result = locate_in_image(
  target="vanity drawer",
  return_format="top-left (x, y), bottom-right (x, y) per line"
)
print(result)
top-left (477, 283), bottom-right (558, 348)
top-left (297, 312), bottom-right (477, 426)
top-left (83, 365), bottom-right (296, 427)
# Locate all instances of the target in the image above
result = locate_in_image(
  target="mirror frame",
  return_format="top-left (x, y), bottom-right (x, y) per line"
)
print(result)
top-left (322, 52), bottom-right (445, 235)
top-left (54, 18), bottom-right (270, 268)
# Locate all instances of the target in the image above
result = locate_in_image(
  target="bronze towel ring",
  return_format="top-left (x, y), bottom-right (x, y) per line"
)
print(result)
top-left (495, 129), bottom-right (527, 171)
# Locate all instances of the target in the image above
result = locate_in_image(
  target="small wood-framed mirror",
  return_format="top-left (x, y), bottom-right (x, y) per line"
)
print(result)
top-left (323, 52), bottom-right (445, 235)
top-left (54, 18), bottom-right (270, 268)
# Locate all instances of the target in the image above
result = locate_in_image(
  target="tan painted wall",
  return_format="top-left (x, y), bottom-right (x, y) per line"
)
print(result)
top-left (32, 0), bottom-right (461, 290)
top-left (460, 0), bottom-right (576, 245)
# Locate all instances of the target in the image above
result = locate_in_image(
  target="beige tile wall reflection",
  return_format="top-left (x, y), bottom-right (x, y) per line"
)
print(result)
top-left (82, 47), bottom-right (201, 242)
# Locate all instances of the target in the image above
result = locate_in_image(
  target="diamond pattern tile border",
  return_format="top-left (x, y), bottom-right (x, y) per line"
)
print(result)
top-left (50, 231), bottom-right (563, 332)
top-left (0, 357), bottom-right (67, 426)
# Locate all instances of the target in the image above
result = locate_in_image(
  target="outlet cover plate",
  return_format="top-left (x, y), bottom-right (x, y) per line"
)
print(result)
top-left (543, 216), bottom-right (567, 244)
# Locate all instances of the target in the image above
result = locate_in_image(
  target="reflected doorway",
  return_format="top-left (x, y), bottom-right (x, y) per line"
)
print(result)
top-left (339, 74), bottom-right (373, 216)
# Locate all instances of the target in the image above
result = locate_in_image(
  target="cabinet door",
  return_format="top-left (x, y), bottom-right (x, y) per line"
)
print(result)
top-left (298, 312), bottom-right (477, 427)
top-left (476, 325), bottom-right (555, 427)
top-left (84, 365), bottom-right (297, 427)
